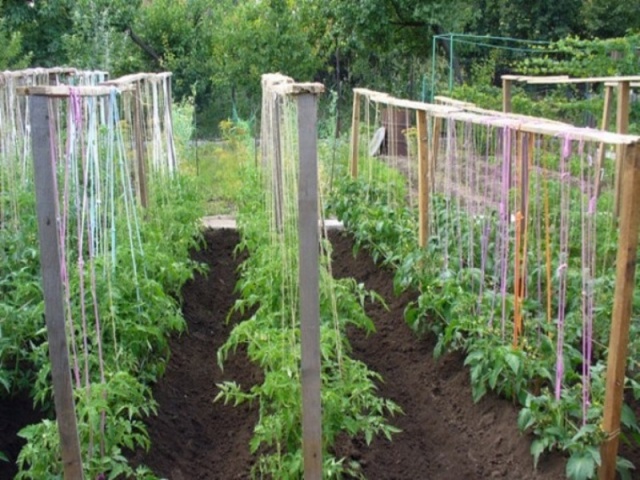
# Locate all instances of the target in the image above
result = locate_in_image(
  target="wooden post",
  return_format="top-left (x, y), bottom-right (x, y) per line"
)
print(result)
top-left (614, 81), bottom-right (630, 216)
top-left (30, 95), bottom-right (84, 479)
top-left (595, 84), bottom-right (614, 197)
top-left (417, 110), bottom-right (429, 247)
top-left (502, 77), bottom-right (513, 113)
top-left (297, 92), bottom-right (322, 480)
top-left (599, 141), bottom-right (640, 480)
top-left (133, 85), bottom-right (148, 208)
top-left (350, 91), bottom-right (360, 178)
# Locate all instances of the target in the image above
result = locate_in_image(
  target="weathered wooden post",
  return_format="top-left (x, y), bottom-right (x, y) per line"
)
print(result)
top-left (350, 90), bottom-right (361, 178)
top-left (595, 84), bottom-right (614, 196)
top-left (295, 83), bottom-right (325, 480)
top-left (417, 109), bottom-right (429, 247)
top-left (502, 75), bottom-right (514, 114)
top-left (599, 141), bottom-right (640, 480)
top-left (30, 95), bottom-right (84, 479)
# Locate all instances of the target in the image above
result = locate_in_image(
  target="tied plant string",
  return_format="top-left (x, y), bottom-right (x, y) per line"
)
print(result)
top-left (162, 76), bottom-right (177, 174)
top-left (85, 95), bottom-right (107, 456)
top-left (109, 88), bottom-right (145, 303)
top-left (465, 121), bottom-right (475, 286)
top-left (73, 87), bottom-right (97, 457)
top-left (477, 123), bottom-right (493, 316)
top-left (555, 135), bottom-right (572, 401)
top-left (533, 136), bottom-right (543, 343)
top-left (453, 120), bottom-right (464, 273)
top-left (442, 118), bottom-right (454, 272)
top-left (63, 90), bottom-right (82, 388)
top-left (66, 89), bottom-right (92, 392)
top-left (498, 126), bottom-right (512, 339)
top-left (580, 140), bottom-right (596, 425)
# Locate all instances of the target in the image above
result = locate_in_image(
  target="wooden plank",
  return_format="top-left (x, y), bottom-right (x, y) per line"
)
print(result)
top-left (434, 95), bottom-right (474, 107)
top-left (524, 75), bottom-right (640, 85)
top-left (614, 81), bottom-right (631, 216)
top-left (297, 92), bottom-right (322, 480)
top-left (502, 77), bottom-right (513, 113)
top-left (599, 141), bottom-right (640, 480)
top-left (350, 91), bottom-right (361, 178)
top-left (606, 81), bottom-right (640, 87)
top-left (101, 72), bottom-right (173, 86)
top-left (438, 110), bottom-right (639, 145)
top-left (502, 74), bottom-right (569, 83)
top-left (17, 85), bottom-right (134, 97)
top-left (1, 67), bottom-right (79, 79)
top-left (272, 82), bottom-right (325, 95)
top-left (595, 85), bottom-right (615, 196)
top-left (354, 87), bottom-right (639, 145)
top-left (30, 96), bottom-right (84, 479)
top-left (417, 110), bottom-right (429, 246)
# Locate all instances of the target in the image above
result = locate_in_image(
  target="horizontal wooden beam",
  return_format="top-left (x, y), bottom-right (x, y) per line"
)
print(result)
top-left (354, 87), bottom-right (640, 145)
top-left (101, 72), bottom-right (172, 86)
top-left (16, 85), bottom-right (135, 98)
top-left (0, 68), bottom-right (108, 80)
top-left (272, 82), bottom-right (325, 95)
top-left (505, 74), bottom-right (640, 85)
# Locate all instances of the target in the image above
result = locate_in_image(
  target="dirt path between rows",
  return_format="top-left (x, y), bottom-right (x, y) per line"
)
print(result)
top-left (130, 228), bottom-right (567, 479)
top-left (328, 229), bottom-right (566, 479)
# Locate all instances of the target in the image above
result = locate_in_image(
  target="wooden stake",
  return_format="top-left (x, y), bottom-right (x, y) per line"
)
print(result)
top-left (297, 92), bottom-right (322, 480)
top-left (30, 95), bottom-right (84, 479)
top-left (599, 141), bottom-right (640, 480)
top-left (595, 85), bottom-right (614, 196)
top-left (417, 110), bottom-right (429, 247)
top-left (502, 77), bottom-right (513, 113)
top-left (350, 91), bottom-right (361, 178)
top-left (133, 85), bottom-right (148, 208)
top-left (614, 81), bottom-right (630, 216)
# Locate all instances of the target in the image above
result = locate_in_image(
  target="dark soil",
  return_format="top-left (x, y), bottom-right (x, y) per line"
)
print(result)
top-left (0, 227), bottom-right (574, 479)
top-left (328, 230), bottom-right (567, 479)
top-left (133, 227), bottom-right (568, 479)
top-left (0, 392), bottom-right (45, 479)
top-left (131, 228), bottom-right (261, 479)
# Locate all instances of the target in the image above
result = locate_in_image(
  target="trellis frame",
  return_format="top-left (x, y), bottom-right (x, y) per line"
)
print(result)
top-left (16, 72), bottom-right (179, 478)
top-left (261, 73), bottom-right (325, 480)
top-left (500, 74), bottom-right (640, 216)
top-left (349, 87), bottom-right (640, 480)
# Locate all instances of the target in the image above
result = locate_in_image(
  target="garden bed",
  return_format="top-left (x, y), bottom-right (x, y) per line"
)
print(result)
top-left (130, 227), bottom-right (569, 478)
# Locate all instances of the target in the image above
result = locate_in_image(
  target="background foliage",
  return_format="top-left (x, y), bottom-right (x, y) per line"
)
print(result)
top-left (2, 0), bottom-right (640, 135)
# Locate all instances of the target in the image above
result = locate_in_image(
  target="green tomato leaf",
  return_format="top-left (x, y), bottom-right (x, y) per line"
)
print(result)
top-left (617, 455), bottom-right (635, 480)
top-left (505, 352), bottom-right (521, 375)
top-left (531, 438), bottom-right (546, 469)
top-left (566, 453), bottom-right (596, 480)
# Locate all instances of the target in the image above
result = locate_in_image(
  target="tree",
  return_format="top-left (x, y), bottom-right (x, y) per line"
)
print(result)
top-left (581, 0), bottom-right (640, 39)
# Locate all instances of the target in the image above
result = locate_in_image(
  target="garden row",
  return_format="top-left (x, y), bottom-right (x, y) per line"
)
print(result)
top-left (325, 92), bottom-right (640, 479)
top-left (0, 69), bottom-right (204, 478)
